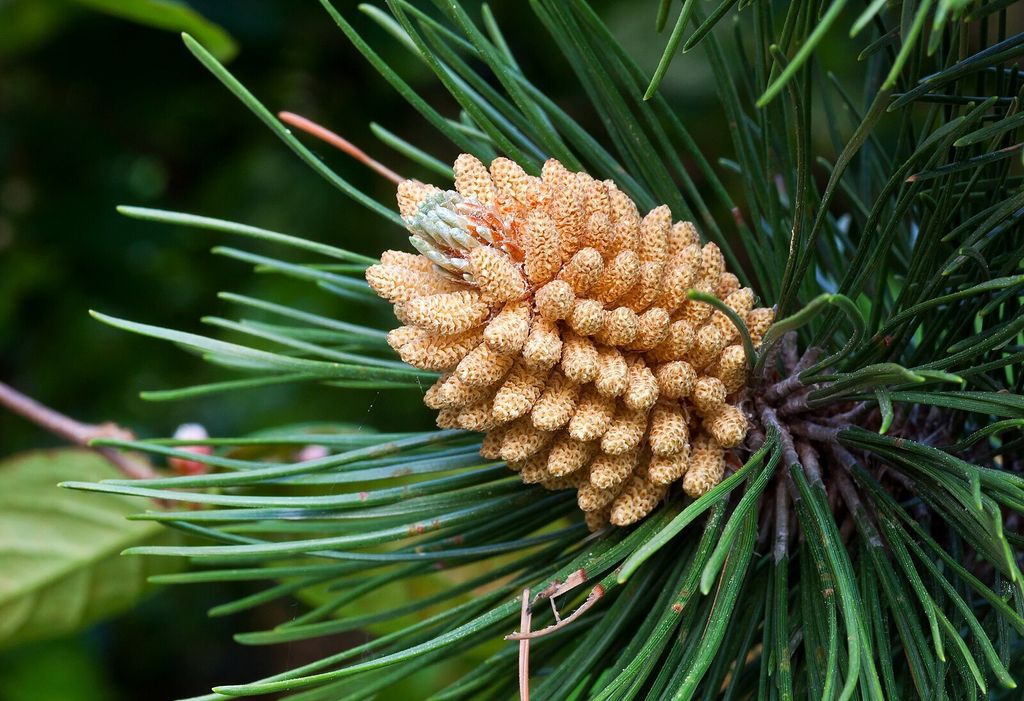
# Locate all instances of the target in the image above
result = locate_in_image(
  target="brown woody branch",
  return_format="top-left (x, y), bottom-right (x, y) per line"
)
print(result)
top-left (0, 381), bottom-right (156, 479)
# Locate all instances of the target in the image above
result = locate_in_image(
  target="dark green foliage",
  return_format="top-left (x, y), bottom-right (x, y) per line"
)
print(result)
top-left (68, 0), bottom-right (1024, 698)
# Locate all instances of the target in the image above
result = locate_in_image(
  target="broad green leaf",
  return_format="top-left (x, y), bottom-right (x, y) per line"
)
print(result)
top-left (0, 449), bottom-right (177, 648)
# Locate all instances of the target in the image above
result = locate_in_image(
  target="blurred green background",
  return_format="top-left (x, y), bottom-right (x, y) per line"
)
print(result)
top-left (0, 1), bottom-right (722, 698)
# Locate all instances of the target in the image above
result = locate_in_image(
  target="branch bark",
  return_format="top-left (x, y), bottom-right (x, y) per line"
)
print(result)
top-left (0, 381), bottom-right (156, 479)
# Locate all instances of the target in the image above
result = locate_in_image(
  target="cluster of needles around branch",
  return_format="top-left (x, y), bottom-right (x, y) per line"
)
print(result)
top-left (744, 332), bottom-right (951, 558)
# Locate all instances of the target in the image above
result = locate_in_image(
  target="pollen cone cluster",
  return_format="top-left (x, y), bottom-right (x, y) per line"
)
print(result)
top-left (367, 155), bottom-right (774, 529)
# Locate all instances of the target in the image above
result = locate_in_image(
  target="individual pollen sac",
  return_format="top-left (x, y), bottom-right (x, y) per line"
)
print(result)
top-left (366, 155), bottom-right (775, 529)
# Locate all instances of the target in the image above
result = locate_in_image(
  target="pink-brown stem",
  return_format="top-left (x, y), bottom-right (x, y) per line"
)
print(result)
top-left (278, 111), bottom-right (405, 185)
top-left (0, 381), bottom-right (155, 479)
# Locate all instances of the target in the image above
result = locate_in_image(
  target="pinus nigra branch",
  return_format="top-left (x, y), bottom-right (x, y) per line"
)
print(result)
top-left (65, 0), bottom-right (1024, 698)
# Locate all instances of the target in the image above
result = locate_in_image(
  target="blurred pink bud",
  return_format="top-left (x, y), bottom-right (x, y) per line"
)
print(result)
top-left (168, 422), bottom-right (213, 476)
top-left (297, 444), bottom-right (329, 461)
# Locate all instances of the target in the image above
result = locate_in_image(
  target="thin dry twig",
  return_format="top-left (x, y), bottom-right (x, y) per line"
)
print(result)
top-left (510, 568), bottom-right (593, 698)
top-left (278, 111), bottom-right (405, 184)
top-left (0, 380), bottom-right (156, 479)
top-left (518, 589), bottom-right (531, 701)
top-left (534, 569), bottom-right (588, 624)
top-left (506, 584), bottom-right (606, 641)
top-left (530, 568), bottom-right (587, 610)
